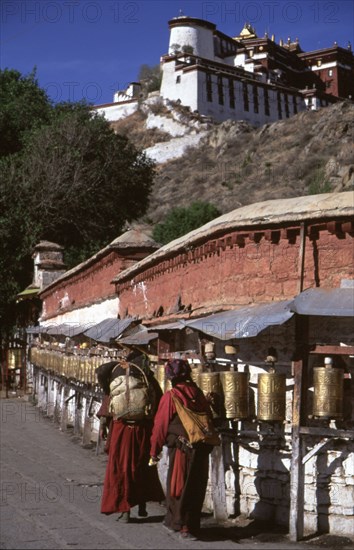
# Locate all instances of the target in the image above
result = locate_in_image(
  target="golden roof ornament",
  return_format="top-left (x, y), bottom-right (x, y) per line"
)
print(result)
top-left (234, 22), bottom-right (257, 40)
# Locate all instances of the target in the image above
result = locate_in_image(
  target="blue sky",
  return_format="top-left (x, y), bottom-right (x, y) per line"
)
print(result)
top-left (1, 0), bottom-right (353, 105)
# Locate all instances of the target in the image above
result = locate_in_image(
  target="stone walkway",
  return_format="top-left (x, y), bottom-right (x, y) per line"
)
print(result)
top-left (1, 397), bottom-right (353, 550)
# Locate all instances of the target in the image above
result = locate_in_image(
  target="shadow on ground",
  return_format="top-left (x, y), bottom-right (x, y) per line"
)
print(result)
top-left (197, 516), bottom-right (354, 547)
top-left (198, 517), bottom-right (290, 544)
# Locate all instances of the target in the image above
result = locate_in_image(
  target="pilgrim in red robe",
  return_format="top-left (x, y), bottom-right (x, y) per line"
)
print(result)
top-left (150, 359), bottom-right (214, 537)
top-left (101, 416), bottom-right (165, 514)
top-left (96, 356), bottom-right (165, 518)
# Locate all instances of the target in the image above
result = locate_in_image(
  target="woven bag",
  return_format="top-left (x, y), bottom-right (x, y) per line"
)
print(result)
top-left (171, 392), bottom-right (220, 446)
top-left (109, 362), bottom-right (152, 421)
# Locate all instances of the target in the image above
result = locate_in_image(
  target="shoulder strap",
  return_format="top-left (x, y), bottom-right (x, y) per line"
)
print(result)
top-left (128, 361), bottom-right (149, 387)
top-left (114, 360), bottom-right (149, 387)
top-left (171, 391), bottom-right (185, 416)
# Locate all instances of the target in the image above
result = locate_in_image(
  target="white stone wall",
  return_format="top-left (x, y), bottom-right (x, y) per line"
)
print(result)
top-left (145, 113), bottom-right (191, 137)
top-left (160, 62), bottom-right (199, 112)
top-left (94, 101), bottom-right (138, 122)
top-left (161, 60), bottom-right (306, 126)
top-left (304, 444), bottom-right (354, 535)
top-left (169, 22), bottom-right (215, 59)
top-left (144, 132), bottom-right (207, 164)
top-left (40, 297), bottom-right (119, 327)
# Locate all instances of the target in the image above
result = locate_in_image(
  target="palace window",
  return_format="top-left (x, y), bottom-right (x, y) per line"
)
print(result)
top-left (284, 93), bottom-right (289, 118)
top-left (253, 85), bottom-right (259, 113)
top-left (277, 91), bottom-right (282, 119)
top-left (293, 95), bottom-right (297, 114)
top-left (229, 78), bottom-right (235, 109)
top-left (176, 75), bottom-right (181, 83)
top-left (264, 87), bottom-right (270, 116)
top-left (243, 82), bottom-right (249, 111)
top-left (206, 73), bottom-right (212, 102)
top-left (218, 75), bottom-right (224, 105)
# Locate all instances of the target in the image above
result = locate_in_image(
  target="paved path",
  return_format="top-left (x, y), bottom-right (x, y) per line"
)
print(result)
top-left (1, 397), bottom-right (353, 550)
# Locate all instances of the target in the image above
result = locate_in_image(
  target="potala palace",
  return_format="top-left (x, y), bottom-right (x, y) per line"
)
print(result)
top-left (95, 15), bottom-right (354, 127)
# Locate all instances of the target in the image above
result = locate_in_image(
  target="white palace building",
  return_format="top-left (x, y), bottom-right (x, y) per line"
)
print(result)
top-left (95, 15), bottom-right (354, 127)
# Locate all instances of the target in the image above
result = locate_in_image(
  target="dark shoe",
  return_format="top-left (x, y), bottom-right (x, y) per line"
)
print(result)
top-left (138, 503), bottom-right (148, 517)
top-left (116, 511), bottom-right (130, 523)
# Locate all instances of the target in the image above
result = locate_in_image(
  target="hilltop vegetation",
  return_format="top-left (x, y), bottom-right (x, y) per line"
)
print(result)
top-left (112, 100), bottom-right (354, 226)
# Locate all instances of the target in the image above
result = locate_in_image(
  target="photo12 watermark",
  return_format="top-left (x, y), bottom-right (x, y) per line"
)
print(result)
top-left (1, 1), bottom-right (141, 24)
top-left (1, 481), bottom-right (102, 504)
top-left (200, 1), bottom-right (341, 26)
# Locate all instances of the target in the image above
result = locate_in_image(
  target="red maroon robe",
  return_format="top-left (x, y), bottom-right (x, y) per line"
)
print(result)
top-left (150, 381), bottom-right (213, 533)
top-left (101, 417), bottom-right (165, 514)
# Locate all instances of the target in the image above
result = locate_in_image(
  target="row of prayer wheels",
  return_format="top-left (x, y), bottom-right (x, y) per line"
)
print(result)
top-left (155, 365), bottom-right (287, 421)
top-left (155, 360), bottom-right (344, 421)
top-left (30, 347), bottom-right (109, 384)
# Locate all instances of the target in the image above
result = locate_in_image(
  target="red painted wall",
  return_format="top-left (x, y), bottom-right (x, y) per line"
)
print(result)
top-left (41, 252), bottom-right (139, 320)
top-left (116, 222), bottom-right (354, 320)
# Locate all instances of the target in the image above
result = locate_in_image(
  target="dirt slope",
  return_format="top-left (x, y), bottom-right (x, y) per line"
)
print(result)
top-left (112, 100), bottom-right (354, 226)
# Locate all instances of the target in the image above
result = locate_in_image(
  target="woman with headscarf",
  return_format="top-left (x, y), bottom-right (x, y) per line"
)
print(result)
top-left (149, 358), bottom-right (215, 541)
top-left (97, 351), bottom-right (165, 523)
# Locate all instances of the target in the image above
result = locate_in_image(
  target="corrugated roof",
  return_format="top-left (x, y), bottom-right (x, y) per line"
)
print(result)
top-left (83, 317), bottom-right (134, 343)
top-left (147, 320), bottom-right (188, 331)
top-left (291, 288), bottom-right (354, 317)
top-left (117, 324), bottom-right (158, 345)
top-left (46, 323), bottom-right (94, 337)
top-left (26, 325), bottom-right (52, 334)
top-left (183, 300), bottom-right (294, 340)
top-left (112, 192), bottom-right (354, 283)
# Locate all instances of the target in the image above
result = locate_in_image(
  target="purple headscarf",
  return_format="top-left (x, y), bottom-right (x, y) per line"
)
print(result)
top-left (165, 358), bottom-right (191, 381)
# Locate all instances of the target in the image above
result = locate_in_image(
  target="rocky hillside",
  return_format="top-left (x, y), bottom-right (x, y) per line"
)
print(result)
top-left (112, 99), bottom-right (354, 226)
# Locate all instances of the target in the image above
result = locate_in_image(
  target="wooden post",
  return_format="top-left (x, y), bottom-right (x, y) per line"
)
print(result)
top-left (5, 348), bottom-right (9, 398)
top-left (74, 392), bottom-right (82, 436)
top-left (60, 386), bottom-right (69, 432)
top-left (289, 314), bottom-right (309, 541)
top-left (298, 222), bottom-right (306, 294)
top-left (82, 397), bottom-right (93, 447)
top-left (210, 443), bottom-right (228, 521)
top-left (54, 382), bottom-right (61, 424)
top-left (289, 358), bottom-right (305, 541)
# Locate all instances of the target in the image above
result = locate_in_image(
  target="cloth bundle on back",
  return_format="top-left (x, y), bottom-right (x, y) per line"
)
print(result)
top-left (96, 351), bottom-right (164, 523)
top-left (150, 358), bottom-right (218, 541)
top-left (109, 360), bottom-right (157, 421)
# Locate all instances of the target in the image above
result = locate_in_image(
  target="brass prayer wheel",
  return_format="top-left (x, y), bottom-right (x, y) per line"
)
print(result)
top-left (155, 364), bottom-right (172, 392)
top-left (197, 372), bottom-right (221, 394)
top-left (197, 372), bottom-right (222, 418)
top-left (257, 372), bottom-right (286, 422)
top-left (220, 371), bottom-right (249, 420)
top-left (7, 349), bottom-right (23, 370)
top-left (313, 358), bottom-right (343, 419)
top-left (155, 364), bottom-right (166, 392)
top-left (190, 365), bottom-right (203, 385)
top-left (29, 347), bottom-right (37, 365)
